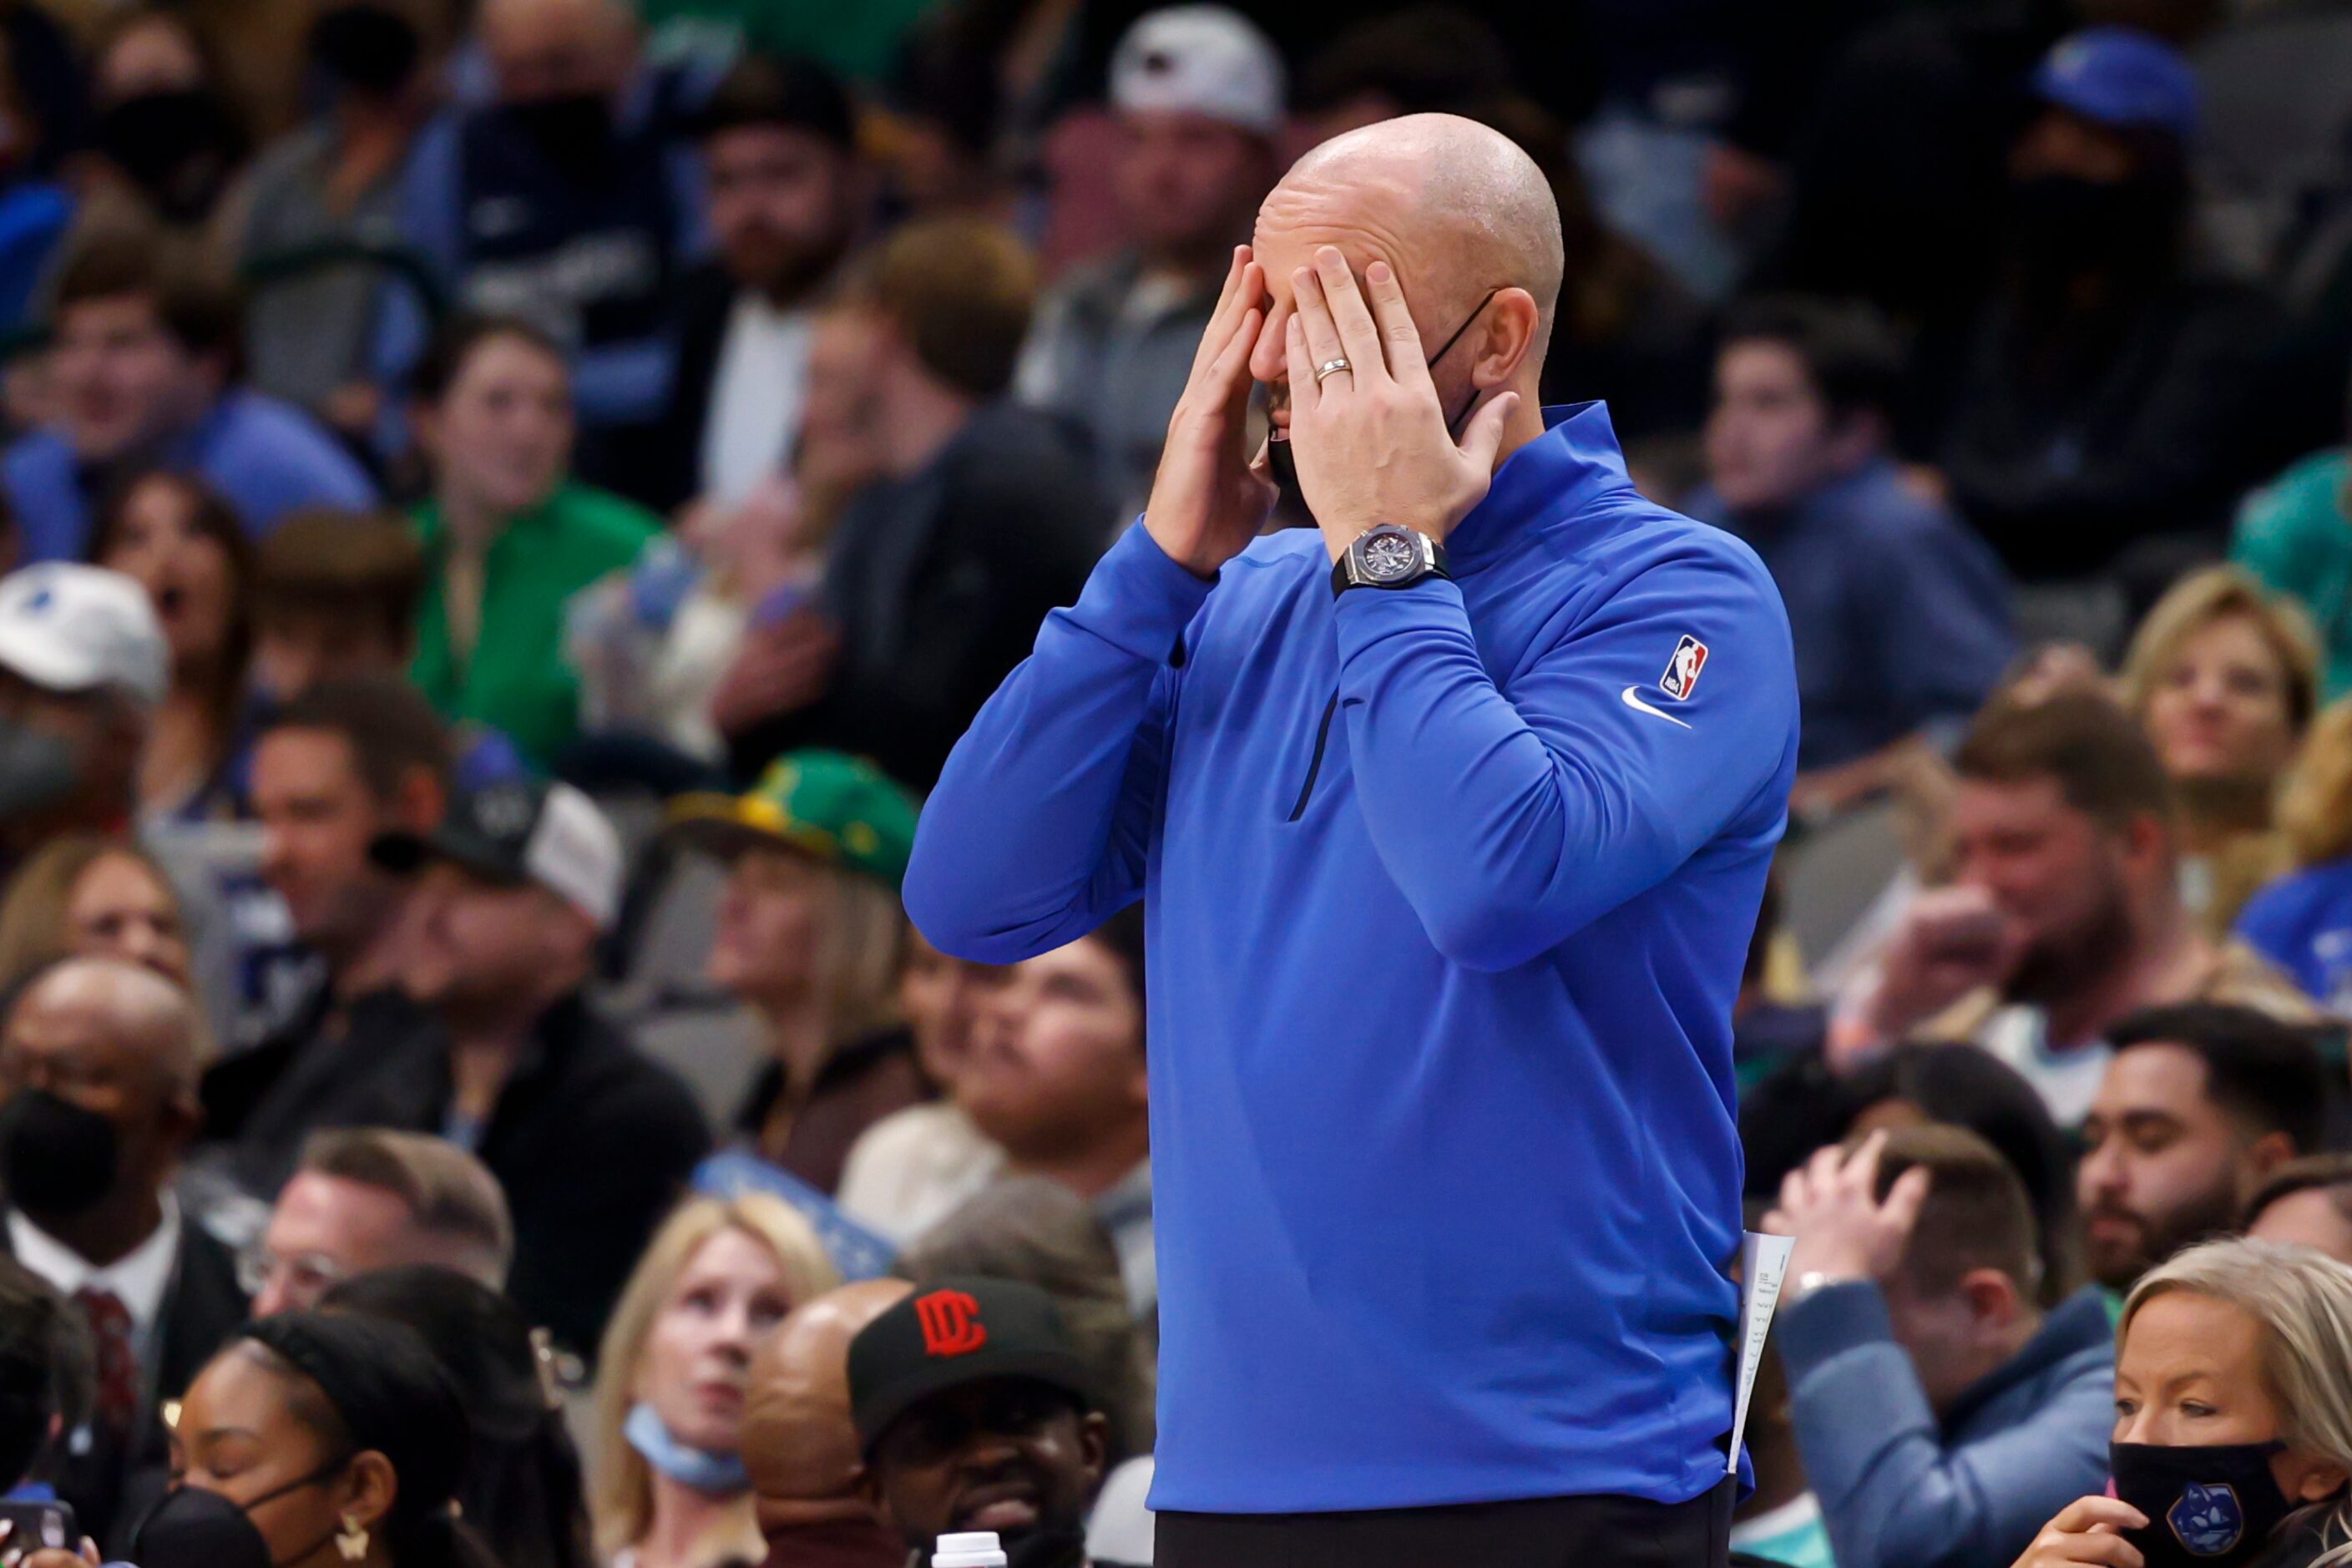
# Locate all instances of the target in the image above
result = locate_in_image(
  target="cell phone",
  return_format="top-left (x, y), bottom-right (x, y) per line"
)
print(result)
top-left (0, 1496), bottom-right (77, 1561)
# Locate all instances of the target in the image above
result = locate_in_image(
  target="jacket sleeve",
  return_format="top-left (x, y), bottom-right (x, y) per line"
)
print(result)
top-left (1778, 1282), bottom-right (2115, 1568)
top-left (1328, 541), bottom-right (1797, 971)
top-left (902, 521), bottom-right (1208, 963)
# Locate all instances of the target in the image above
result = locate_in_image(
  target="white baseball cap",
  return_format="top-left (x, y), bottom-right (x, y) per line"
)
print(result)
top-left (0, 564), bottom-right (169, 706)
top-left (1110, 5), bottom-right (1286, 136)
top-left (372, 778), bottom-right (624, 931)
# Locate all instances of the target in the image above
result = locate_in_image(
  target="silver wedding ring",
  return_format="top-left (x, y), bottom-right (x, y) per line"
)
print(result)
top-left (1314, 357), bottom-right (1353, 384)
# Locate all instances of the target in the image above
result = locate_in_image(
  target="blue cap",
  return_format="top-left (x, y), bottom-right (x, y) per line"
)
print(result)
top-left (2031, 26), bottom-right (2199, 144)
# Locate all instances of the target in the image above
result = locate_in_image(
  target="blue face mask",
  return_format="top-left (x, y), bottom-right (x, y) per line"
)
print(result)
top-left (625, 1403), bottom-right (750, 1496)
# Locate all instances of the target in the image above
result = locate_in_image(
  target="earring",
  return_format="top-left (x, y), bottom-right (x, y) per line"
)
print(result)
top-left (336, 1515), bottom-right (368, 1562)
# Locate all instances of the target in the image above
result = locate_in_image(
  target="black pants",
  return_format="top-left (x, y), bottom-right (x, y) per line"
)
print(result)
top-left (1156, 1479), bottom-right (1737, 1568)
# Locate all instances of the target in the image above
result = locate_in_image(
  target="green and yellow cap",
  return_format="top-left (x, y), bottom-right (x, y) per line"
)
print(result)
top-left (666, 751), bottom-right (920, 893)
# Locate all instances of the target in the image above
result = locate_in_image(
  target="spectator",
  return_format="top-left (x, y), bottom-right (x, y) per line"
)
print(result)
top-left (901, 1176), bottom-right (1157, 1465)
top-left (1730, 1322), bottom-right (1828, 1568)
top-left (953, 912), bottom-right (1152, 1323)
top-left (656, 53), bottom-right (862, 513)
top-left (0, 837), bottom-right (190, 992)
top-left (1, 233), bottom-right (375, 565)
top-left (406, 313), bottom-right (659, 769)
top-left (238, 0), bottom-right (448, 440)
top-left (588, 1193), bottom-right (840, 1568)
top-left (199, 678), bottom-right (452, 1200)
top-left (2244, 1155), bottom-right (2352, 1264)
top-left (134, 1310), bottom-right (498, 1568)
top-left (81, 11), bottom-right (248, 243)
top-left (1836, 693), bottom-right (2311, 1124)
top-left (847, 1278), bottom-right (1109, 1568)
top-left (835, 928), bottom-right (1009, 1243)
top-left (392, 0), bottom-right (713, 503)
top-left (713, 218), bottom-right (1106, 792)
top-left (90, 471), bottom-right (255, 822)
top-left (0, 959), bottom-right (246, 1551)
top-left (1687, 295), bottom-right (2013, 806)
top-left (247, 511), bottom-right (427, 702)
top-left (0, 1255), bottom-right (92, 1519)
top-left (326, 1264), bottom-right (598, 1568)
top-left (2011, 1238), bottom-right (2352, 1568)
top-left (667, 751), bottom-right (923, 1196)
top-left (2232, 433), bottom-right (2352, 704)
top-left (1765, 1126), bottom-right (2113, 1568)
top-left (0, 28), bottom-right (78, 336)
top-left (1934, 27), bottom-right (2284, 587)
top-left (2117, 567), bottom-right (2322, 935)
top-left (737, 1278), bottom-right (911, 1568)
top-left (2234, 695), bottom-right (2352, 1008)
top-left (374, 778), bottom-right (711, 1356)
top-left (1015, 6), bottom-right (1283, 524)
top-left (244, 1129), bottom-right (511, 1314)
top-left (2076, 1003), bottom-right (2324, 1293)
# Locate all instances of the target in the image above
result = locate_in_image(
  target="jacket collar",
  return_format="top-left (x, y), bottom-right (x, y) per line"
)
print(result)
top-left (1940, 1286), bottom-right (2114, 1434)
top-left (1446, 401), bottom-right (1636, 566)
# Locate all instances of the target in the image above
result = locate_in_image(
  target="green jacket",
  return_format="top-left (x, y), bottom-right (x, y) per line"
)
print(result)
top-left (2233, 448), bottom-right (2352, 701)
top-left (410, 483), bottom-right (659, 767)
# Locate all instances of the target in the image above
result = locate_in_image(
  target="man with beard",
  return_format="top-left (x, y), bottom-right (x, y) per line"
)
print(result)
top-left (2076, 1002), bottom-right (2323, 1292)
top-left (1839, 691), bottom-right (2311, 1125)
top-left (849, 1278), bottom-right (1115, 1568)
top-left (652, 53), bottom-right (862, 514)
top-left (0, 959), bottom-right (246, 1553)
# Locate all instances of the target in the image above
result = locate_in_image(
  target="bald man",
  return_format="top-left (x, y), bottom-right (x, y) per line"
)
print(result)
top-left (909, 114), bottom-right (1797, 1565)
top-left (0, 959), bottom-right (250, 1552)
top-left (741, 1278), bottom-right (910, 1568)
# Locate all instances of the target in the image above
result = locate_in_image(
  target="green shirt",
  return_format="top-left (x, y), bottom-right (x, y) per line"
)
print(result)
top-left (410, 483), bottom-right (659, 768)
top-left (2231, 448), bottom-right (2352, 701)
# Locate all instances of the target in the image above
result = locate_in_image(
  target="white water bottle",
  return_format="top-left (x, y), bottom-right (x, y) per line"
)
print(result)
top-left (932, 1533), bottom-right (1009, 1568)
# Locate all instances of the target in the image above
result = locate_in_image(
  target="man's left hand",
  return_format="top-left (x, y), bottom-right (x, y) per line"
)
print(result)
top-left (1764, 1130), bottom-right (1932, 1287)
top-left (1283, 246), bottom-right (1519, 560)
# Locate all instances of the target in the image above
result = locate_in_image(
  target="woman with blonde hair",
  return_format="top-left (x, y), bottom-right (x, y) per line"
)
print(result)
top-left (0, 832), bottom-right (191, 990)
top-left (590, 1193), bottom-right (841, 1568)
top-left (2012, 1237), bottom-right (2352, 1568)
top-left (2238, 696), bottom-right (2352, 1009)
top-left (2120, 567), bottom-right (2324, 934)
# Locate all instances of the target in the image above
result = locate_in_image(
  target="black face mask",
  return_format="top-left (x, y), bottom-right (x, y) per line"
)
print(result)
top-left (2007, 172), bottom-right (2180, 287)
top-left (502, 92), bottom-right (612, 166)
top-left (94, 89), bottom-right (240, 223)
top-left (0, 1089), bottom-right (119, 1219)
top-left (131, 1464), bottom-right (349, 1568)
top-left (308, 4), bottom-right (422, 96)
top-left (2112, 1441), bottom-right (2299, 1568)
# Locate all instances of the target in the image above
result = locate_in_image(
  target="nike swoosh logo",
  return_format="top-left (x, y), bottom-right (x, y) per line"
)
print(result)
top-left (1621, 685), bottom-right (1692, 729)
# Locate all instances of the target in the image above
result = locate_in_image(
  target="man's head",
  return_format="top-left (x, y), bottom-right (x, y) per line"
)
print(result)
top-left (0, 1256), bottom-right (85, 1491)
top-left (954, 910), bottom-right (1146, 1171)
top-left (850, 1278), bottom-right (1107, 1557)
top-left (695, 54), bottom-right (861, 306)
top-left (247, 1130), bottom-right (512, 1315)
top-left (0, 564), bottom-right (165, 847)
top-left (2008, 28), bottom-right (2196, 287)
top-left (741, 1277), bottom-right (913, 1530)
top-left (254, 678), bottom-right (450, 965)
top-left (47, 232), bottom-right (238, 462)
top-left (2245, 1155), bottom-right (2352, 1264)
top-left (1704, 296), bottom-right (1902, 514)
top-left (479, 0), bottom-right (633, 107)
top-left (900, 928), bottom-right (1009, 1091)
top-left (1247, 114), bottom-right (1560, 448)
top-left (1292, 6), bottom-right (1514, 147)
top-left (1869, 1124), bottom-right (2046, 1414)
top-left (1108, 8), bottom-right (1284, 268)
top-left (0, 958), bottom-right (199, 1232)
top-left (376, 780), bottom-right (620, 1029)
top-left (1948, 693), bottom-right (2177, 1009)
top-left (2078, 1004), bottom-right (2324, 1290)
top-left (250, 512), bottom-right (427, 700)
top-left (838, 220), bottom-right (1035, 469)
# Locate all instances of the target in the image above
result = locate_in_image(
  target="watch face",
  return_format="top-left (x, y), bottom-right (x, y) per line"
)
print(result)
top-left (1358, 529), bottom-right (1420, 584)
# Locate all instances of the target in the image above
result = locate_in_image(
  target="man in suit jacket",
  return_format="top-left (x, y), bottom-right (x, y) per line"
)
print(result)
top-left (0, 958), bottom-right (248, 1554)
top-left (646, 53), bottom-right (863, 513)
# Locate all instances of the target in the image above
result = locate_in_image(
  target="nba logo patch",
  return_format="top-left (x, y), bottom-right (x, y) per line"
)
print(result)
top-left (1660, 636), bottom-right (1709, 701)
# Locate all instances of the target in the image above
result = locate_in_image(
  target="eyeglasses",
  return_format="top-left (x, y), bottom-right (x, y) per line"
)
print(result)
top-left (235, 1243), bottom-right (348, 1304)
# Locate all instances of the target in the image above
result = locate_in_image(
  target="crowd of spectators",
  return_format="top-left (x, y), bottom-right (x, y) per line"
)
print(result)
top-left (6, 0), bottom-right (2352, 1565)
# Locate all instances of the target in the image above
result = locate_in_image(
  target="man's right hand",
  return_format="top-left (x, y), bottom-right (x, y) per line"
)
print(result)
top-left (1864, 883), bottom-right (2024, 1043)
top-left (1143, 245), bottom-right (1274, 579)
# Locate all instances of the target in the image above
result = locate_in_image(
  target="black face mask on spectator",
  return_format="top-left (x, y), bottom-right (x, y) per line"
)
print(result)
top-left (502, 92), bottom-right (612, 167)
top-left (2006, 173), bottom-right (2179, 292)
top-left (94, 89), bottom-right (242, 223)
top-left (308, 4), bottom-right (422, 96)
top-left (2111, 1440), bottom-right (2299, 1568)
top-left (131, 1471), bottom-right (326, 1568)
top-left (0, 1089), bottom-right (119, 1218)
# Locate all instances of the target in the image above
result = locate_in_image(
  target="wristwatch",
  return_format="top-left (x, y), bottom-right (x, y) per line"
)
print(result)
top-left (1332, 524), bottom-right (1449, 598)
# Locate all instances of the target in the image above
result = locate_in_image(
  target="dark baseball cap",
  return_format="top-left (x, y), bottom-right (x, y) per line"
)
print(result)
top-left (847, 1277), bottom-right (1093, 1456)
top-left (370, 778), bottom-right (622, 929)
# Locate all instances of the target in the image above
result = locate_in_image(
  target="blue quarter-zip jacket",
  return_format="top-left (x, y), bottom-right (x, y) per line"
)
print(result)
top-left (904, 403), bottom-right (1800, 1513)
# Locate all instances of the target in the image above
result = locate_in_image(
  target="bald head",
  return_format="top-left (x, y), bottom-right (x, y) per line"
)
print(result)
top-left (481, 0), bottom-right (635, 103)
top-left (13, 957), bottom-right (198, 1092)
top-left (741, 1278), bottom-right (913, 1524)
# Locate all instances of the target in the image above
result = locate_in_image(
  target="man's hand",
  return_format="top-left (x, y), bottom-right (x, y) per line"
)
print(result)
top-left (1142, 245), bottom-right (1276, 579)
top-left (710, 607), bottom-right (840, 737)
top-left (2009, 1497), bottom-right (2148, 1568)
top-left (1861, 883), bottom-right (2024, 1044)
top-left (1284, 248), bottom-right (1519, 560)
top-left (1765, 1130), bottom-right (1932, 1287)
